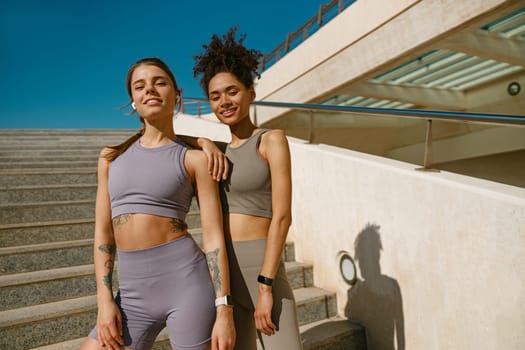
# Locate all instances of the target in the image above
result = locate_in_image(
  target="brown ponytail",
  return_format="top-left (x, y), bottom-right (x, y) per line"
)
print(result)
top-left (103, 123), bottom-right (145, 162)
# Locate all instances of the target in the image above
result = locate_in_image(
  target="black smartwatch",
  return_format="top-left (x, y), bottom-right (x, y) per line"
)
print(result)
top-left (257, 274), bottom-right (273, 286)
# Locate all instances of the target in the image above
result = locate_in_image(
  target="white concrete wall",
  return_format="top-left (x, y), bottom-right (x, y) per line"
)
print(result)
top-left (287, 137), bottom-right (525, 350)
top-left (173, 112), bottom-right (230, 142)
top-left (255, 0), bottom-right (515, 124)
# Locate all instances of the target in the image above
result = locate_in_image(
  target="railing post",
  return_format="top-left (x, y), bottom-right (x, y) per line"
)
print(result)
top-left (253, 104), bottom-right (258, 127)
top-left (423, 119), bottom-right (432, 168)
top-left (417, 119), bottom-right (439, 172)
top-left (309, 110), bottom-right (314, 143)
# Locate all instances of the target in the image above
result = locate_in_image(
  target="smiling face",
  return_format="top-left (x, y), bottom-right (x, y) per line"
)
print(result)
top-left (130, 64), bottom-right (178, 121)
top-left (208, 72), bottom-right (255, 127)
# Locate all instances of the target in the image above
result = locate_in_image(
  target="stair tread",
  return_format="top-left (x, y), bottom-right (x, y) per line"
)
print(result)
top-left (293, 286), bottom-right (335, 304)
top-left (0, 286), bottom-right (337, 326)
top-left (0, 239), bottom-right (93, 256)
top-left (0, 218), bottom-right (94, 230)
top-left (0, 264), bottom-right (95, 287)
top-left (0, 295), bottom-right (97, 328)
top-left (2, 184), bottom-right (97, 190)
top-left (0, 168), bottom-right (96, 175)
top-left (0, 198), bottom-right (95, 208)
top-left (300, 316), bottom-right (365, 349)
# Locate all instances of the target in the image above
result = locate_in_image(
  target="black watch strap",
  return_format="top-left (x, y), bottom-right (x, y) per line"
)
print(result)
top-left (257, 274), bottom-right (273, 286)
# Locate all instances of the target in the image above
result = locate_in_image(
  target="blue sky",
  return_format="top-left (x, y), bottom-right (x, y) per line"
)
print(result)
top-left (1, 0), bottom-right (325, 129)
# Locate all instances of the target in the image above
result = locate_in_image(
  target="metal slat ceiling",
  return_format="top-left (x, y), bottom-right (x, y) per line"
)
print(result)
top-left (323, 7), bottom-right (525, 110)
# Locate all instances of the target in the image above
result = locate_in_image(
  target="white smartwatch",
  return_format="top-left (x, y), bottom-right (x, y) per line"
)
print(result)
top-left (215, 295), bottom-right (234, 307)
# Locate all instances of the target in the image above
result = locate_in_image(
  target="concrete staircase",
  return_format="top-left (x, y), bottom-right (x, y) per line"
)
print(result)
top-left (0, 129), bottom-right (366, 350)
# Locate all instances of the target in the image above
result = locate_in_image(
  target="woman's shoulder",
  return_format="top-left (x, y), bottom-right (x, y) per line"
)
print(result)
top-left (259, 129), bottom-right (289, 148)
top-left (258, 129), bottom-right (290, 160)
top-left (183, 148), bottom-right (207, 168)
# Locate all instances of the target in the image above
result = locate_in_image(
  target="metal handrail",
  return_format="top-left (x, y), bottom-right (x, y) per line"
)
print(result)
top-left (184, 97), bottom-right (525, 125)
top-left (183, 97), bottom-right (525, 171)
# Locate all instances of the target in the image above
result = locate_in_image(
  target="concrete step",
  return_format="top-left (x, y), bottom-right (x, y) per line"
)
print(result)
top-left (0, 219), bottom-right (94, 248)
top-left (0, 169), bottom-right (96, 187)
top-left (0, 239), bottom-right (95, 275)
top-left (0, 184), bottom-right (202, 206)
top-left (0, 149), bottom-right (101, 157)
top-left (286, 260), bottom-right (314, 289)
top-left (0, 264), bottom-right (99, 311)
top-left (0, 259), bottom-right (313, 311)
top-left (0, 184), bottom-right (97, 203)
top-left (300, 316), bottom-right (367, 350)
top-left (0, 160), bottom-right (98, 169)
top-left (0, 199), bottom-right (96, 224)
top-left (0, 295), bottom-right (97, 350)
top-left (0, 216), bottom-right (202, 275)
top-left (0, 286), bottom-right (338, 350)
top-left (295, 287), bottom-right (337, 326)
top-left (0, 200), bottom-right (201, 227)
top-left (27, 318), bottom-right (367, 350)
top-left (0, 130), bottom-right (134, 148)
top-left (0, 155), bottom-right (98, 163)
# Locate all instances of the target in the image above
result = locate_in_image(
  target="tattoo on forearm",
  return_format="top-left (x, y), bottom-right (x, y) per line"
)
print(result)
top-left (112, 214), bottom-right (131, 226)
top-left (170, 218), bottom-right (188, 233)
top-left (103, 270), bottom-right (113, 287)
top-left (98, 243), bottom-right (116, 254)
top-left (98, 244), bottom-right (116, 289)
top-left (206, 248), bottom-right (222, 293)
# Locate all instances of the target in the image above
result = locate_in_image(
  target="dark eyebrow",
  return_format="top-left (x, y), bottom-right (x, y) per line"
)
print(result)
top-left (209, 84), bottom-right (239, 95)
top-left (131, 76), bottom-right (168, 86)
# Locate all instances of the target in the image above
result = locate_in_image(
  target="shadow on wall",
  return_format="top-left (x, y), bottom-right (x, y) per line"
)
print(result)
top-left (345, 223), bottom-right (405, 350)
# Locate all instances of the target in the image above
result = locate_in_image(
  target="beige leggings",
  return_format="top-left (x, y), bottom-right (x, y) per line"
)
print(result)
top-left (227, 238), bottom-right (303, 350)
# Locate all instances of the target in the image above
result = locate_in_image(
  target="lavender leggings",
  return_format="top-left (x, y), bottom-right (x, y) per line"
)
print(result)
top-left (88, 235), bottom-right (215, 350)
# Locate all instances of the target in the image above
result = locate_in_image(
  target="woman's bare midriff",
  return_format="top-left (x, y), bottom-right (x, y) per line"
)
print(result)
top-left (112, 213), bottom-right (188, 250)
top-left (226, 213), bottom-right (271, 241)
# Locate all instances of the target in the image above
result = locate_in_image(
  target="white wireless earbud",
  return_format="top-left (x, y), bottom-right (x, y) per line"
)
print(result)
top-left (176, 96), bottom-right (181, 103)
top-left (131, 102), bottom-right (136, 110)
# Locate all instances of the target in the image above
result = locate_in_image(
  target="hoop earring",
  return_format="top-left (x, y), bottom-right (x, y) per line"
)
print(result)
top-left (131, 102), bottom-right (136, 110)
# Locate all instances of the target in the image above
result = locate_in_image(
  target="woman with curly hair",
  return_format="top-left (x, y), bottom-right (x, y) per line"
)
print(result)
top-left (193, 27), bottom-right (303, 350)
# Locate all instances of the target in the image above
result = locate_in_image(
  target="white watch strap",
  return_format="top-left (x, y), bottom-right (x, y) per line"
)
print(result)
top-left (215, 295), bottom-right (233, 307)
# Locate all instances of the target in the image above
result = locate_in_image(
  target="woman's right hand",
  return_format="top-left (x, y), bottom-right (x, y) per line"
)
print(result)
top-left (96, 299), bottom-right (124, 349)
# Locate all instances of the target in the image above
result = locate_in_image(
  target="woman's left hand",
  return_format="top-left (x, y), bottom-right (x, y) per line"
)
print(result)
top-left (254, 285), bottom-right (277, 336)
top-left (199, 138), bottom-right (229, 181)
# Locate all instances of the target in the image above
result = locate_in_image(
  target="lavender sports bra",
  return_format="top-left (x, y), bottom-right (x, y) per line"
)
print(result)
top-left (108, 139), bottom-right (193, 220)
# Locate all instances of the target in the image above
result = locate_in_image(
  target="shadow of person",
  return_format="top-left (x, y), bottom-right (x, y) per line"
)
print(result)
top-left (345, 223), bottom-right (405, 350)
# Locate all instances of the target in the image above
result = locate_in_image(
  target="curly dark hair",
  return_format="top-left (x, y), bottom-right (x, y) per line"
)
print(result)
top-left (193, 26), bottom-right (263, 97)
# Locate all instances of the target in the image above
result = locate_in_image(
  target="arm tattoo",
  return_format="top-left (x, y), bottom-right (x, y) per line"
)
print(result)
top-left (112, 214), bottom-right (131, 227)
top-left (206, 248), bottom-right (222, 293)
top-left (170, 218), bottom-right (188, 233)
top-left (98, 243), bottom-right (116, 289)
top-left (103, 260), bottom-right (114, 287)
top-left (98, 243), bottom-right (116, 254)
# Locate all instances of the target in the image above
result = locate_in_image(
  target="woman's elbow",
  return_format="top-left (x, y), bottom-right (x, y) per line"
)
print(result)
top-left (274, 213), bottom-right (292, 229)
